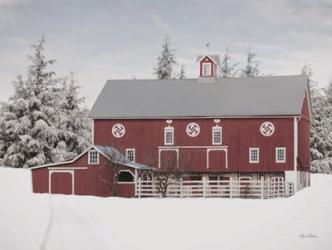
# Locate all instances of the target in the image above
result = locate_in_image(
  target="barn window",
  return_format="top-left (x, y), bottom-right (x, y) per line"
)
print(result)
top-left (249, 148), bottom-right (259, 163)
top-left (117, 171), bottom-right (134, 183)
top-left (126, 148), bottom-right (136, 162)
top-left (212, 126), bottom-right (222, 145)
top-left (88, 150), bottom-right (99, 164)
top-left (276, 147), bottom-right (286, 163)
top-left (164, 127), bottom-right (174, 145)
top-left (202, 63), bottom-right (212, 76)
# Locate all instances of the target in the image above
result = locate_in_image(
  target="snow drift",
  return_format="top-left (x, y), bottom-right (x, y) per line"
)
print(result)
top-left (0, 167), bottom-right (331, 250)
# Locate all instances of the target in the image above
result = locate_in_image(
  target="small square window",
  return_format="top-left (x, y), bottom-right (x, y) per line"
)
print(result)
top-left (276, 148), bottom-right (286, 163)
top-left (249, 148), bottom-right (259, 163)
top-left (126, 148), bottom-right (135, 162)
top-left (164, 127), bottom-right (174, 145)
top-left (212, 127), bottom-right (222, 145)
top-left (88, 150), bottom-right (99, 165)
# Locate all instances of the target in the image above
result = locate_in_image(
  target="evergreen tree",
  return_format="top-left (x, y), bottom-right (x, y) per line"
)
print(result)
top-left (242, 49), bottom-right (260, 77)
top-left (219, 48), bottom-right (239, 78)
top-left (302, 64), bottom-right (332, 173)
top-left (1, 38), bottom-right (60, 167)
top-left (178, 65), bottom-right (186, 79)
top-left (0, 38), bottom-right (91, 168)
top-left (54, 72), bottom-right (91, 162)
top-left (154, 35), bottom-right (177, 79)
top-left (305, 66), bottom-right (324, 161)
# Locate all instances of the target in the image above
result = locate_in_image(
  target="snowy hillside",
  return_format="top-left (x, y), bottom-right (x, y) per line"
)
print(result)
top-left (0, 168), bottom-right (331, 250)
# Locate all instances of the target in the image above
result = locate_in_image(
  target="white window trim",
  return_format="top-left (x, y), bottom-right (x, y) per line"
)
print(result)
top-left (49, 170), bottom-right (74, 194)
top-left (125, 148), bottom-right (136, 162)
top-left (276, 147), bottom-right (286, 163)
top-left (164, 127), bottom-right (174, 145)
top-left (206, 148), bottom-right (228, 169)
top-left (249, 147), bottom-right (259, 164)
top-left (158, 148), bottom-right (179, 169)
top-left (117, 170), bottom-right (135, 184)
top-left (212, 126), bottom-right (222, 145)
top-left (88, 150), bottom-right (99, 165)
top-left (202, 62), bottom-right (212, 76)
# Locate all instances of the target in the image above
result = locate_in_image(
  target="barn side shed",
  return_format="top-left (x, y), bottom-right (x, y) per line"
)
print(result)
top-left (31, 145), bottom-right (153, 197)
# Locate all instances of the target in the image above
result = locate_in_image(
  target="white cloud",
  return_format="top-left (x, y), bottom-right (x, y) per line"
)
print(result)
top-left (150, 13), bottom-right (170, 33)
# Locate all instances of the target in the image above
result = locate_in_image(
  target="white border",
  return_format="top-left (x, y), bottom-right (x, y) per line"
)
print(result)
top-left (276, 147), bottom-right (286, 163)
top-left (117, 169), bottom-right (135, 184)
top-left (164, 127), bottom-right (174, 145)
top-left (249, 147), bottom-right (259, 163)
top-left (91, 119), bottom-right (94, 144)
top-left (186, 122), bottom-right (200, 137)
top-left (31, 146), bottom-right (95, 169)
top-left (88, 149), bottom-right (99, 165)
top-left (212, 125), bottom-right (222, 145)
top-left (158, 148), bottom-right (179, 169)
top-left (112, 123), bottom-right (126, 138)
top-left (31, 145), bottom-right (153, 170)
top-left (202, 62), bottom-right (212, 76)
top-left (260, 121), bottom-right (275, 137)
top-left (125, 148), bottom-right (136, 162)
top-left (49, 170), bottom-right (74, 194)
top-left (206, 148), bottom-right (228, 169)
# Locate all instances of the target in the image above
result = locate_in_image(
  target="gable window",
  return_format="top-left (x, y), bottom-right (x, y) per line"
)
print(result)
top-left (117, 170), bottom-right (134, 183)
top-left (249, 148), bottom-right (259, 163)
top-left (88, 150), bottom-right (99, 165)
top-left (202, 63), bottom-right (212, 76)
top-left (126, 148), bottom-right (136, 162)
top-left (164, 127), bottom-right (174, 145)
top-left (212, 126), bottom-right (222, 145)
top-left (276, 147), bottom-right (286, 163)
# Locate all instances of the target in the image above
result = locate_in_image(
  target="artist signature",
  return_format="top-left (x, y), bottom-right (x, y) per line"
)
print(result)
top-left (298, 233), bottom-right (318, 238)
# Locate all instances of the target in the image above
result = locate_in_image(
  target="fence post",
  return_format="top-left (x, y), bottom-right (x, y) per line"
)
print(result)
top-left (138, 177), bottom-right (141, 198)
top-left (180, 178), bottom-right (183, 198)
top-left (203, 178), bottom-right (207, 198)
top-left (260, 176), bottom-right (264, 199)
top-left (283, 180), bottom-right (285, 197)
top-left (230, 177), bottom-right (233, 199)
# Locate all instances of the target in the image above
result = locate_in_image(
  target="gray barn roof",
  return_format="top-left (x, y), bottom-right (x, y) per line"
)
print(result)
top-left (89, 75), bottom-right (310, 119)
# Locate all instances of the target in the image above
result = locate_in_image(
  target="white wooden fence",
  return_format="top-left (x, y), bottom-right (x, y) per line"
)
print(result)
top-left (135, 178), bottom-right (294, 199)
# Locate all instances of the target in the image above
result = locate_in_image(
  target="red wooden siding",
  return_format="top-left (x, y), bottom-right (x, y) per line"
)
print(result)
top-left (180, 148), bottom-right (206, 171)
top-left (32, 167), bottom-right (49, 193)
top-left (208, 150), bottom-right (227, 170)
top-left (31, 150), bottom-right (136, 197)
top-left (160, 150), bottom-right (177, 170)
top-left (94, 117), bottom-right (297, 173)
top-left (199, 56), bottom-right (217, 77)
top-left (51, 172), bottom-right (73, 194)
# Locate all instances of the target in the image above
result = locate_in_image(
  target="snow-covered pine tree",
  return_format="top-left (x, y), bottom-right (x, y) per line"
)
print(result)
top-left (241, 49), bottom-right (260, 77)
top-left (1, 38), bottom-right (60, 168)
top-left (0, 38), bottom-right (91, 168)
top-left (154, 35), bottom-right (177, 79)
top-left (53, 72), bottom-right (91, 162)
top-left (178, 65), bottom-right (186, 79)
top-left (306, 73), bottom-right (324, 160)
top-left (302, 64), bottom-right (332, 173)
top-left (219, 48), bottom-right (239, 78)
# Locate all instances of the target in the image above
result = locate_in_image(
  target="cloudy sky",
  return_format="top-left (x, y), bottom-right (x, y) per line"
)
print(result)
top-left (1, 0), bottom-right (332, 107)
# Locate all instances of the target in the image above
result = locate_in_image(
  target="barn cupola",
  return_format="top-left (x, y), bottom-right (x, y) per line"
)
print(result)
top-left (196, 55), bottom-right (220, 82)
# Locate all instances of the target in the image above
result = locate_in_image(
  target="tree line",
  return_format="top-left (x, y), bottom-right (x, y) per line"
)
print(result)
top-left (153, 35), bottom-right (260, 79)
top-left (0, 36), bottom-right (331, 174)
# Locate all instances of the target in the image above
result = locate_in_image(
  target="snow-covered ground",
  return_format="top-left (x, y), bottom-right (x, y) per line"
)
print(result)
top-left (0, 168), bottom-right (331, 250)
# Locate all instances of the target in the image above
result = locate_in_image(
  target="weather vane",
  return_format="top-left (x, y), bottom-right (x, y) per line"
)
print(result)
top-left (206, 43), bottom-right (210, 53)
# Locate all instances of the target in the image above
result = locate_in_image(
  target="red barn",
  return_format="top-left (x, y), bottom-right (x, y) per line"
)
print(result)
top-left (31, 145), bottom-right (153, 197)
top-left (32, 55), bottom-right (312, 197)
